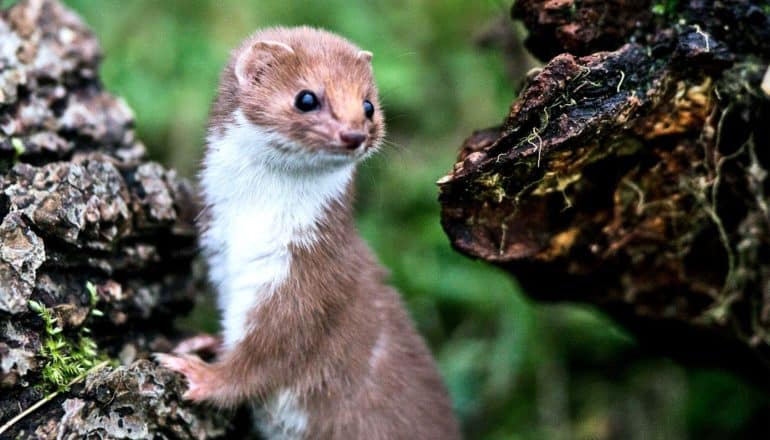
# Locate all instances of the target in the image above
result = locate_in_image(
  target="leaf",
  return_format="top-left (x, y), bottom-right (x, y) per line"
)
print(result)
top-left (28, 300), bottom-right (43, 313)
top-left (11, 137), bottom-right (25, 156)
top-left (86, 281), bottom-right (98, 306)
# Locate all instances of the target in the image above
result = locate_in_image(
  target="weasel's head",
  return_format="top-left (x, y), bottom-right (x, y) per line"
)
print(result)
top-left (227, 27), bottom-right (384, 169)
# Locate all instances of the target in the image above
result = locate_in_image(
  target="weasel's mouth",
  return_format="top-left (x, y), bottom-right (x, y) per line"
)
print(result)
top-left (322, 143), bottom-right (366, 155)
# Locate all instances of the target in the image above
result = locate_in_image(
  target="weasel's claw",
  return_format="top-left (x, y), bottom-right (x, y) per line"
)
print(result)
top-left (154, 352), bottom-right (187, 372)
top-left (153, 352), bottom-right (211, 402)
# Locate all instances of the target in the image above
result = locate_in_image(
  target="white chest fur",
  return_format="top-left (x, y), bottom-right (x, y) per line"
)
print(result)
top-left (252, 389), bottom-right (309, 440)
top-left (201, 110), bottom-right (354, 350)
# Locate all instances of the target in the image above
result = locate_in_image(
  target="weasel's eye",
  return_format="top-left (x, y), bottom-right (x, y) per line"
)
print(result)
top-left (363, 100), bottom-right (374, 119)
top-left (295, 90), bottom-right (320, 112)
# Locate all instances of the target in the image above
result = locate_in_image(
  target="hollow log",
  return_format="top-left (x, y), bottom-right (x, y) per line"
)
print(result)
top-left (439, 0), bottom-right (770, 383)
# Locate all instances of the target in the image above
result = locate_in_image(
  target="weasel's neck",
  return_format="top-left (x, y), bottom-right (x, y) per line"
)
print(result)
top-left (201, 110), bottom-right (355, 349)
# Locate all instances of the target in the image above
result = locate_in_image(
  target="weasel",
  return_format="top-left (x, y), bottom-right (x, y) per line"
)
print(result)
top-left (155, 26), bottom-right (461, 439)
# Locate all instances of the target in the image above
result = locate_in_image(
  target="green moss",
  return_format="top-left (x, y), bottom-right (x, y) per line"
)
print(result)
top-left (475, 172), bottom-right (507, 203)
top-left (28, 283), bottom-right (105, 392)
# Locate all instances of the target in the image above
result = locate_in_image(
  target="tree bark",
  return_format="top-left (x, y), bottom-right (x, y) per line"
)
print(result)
top-left (439, 0), bottom-right (770, 384)
top-left (0, 1), bottom-right (241, 438)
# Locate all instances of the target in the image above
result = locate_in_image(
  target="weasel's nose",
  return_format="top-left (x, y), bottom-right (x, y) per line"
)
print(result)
top-left (339, 130), bottom-right (367, 150)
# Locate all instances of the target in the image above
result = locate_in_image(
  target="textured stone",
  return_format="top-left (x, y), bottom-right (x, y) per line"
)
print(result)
top-left (53, 361), bottom-right (228, 440)
top-left (0, 1), bottom-right (228, 438)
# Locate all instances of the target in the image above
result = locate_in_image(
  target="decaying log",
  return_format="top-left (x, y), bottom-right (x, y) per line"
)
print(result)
top-left (0, 1), bottom-right (238, 438)
top-left (439, 0), bottom-right (770, 382)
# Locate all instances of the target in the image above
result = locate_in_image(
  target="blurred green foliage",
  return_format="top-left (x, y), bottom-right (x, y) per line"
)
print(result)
top-left (62, 1), bottom-right (769, 438)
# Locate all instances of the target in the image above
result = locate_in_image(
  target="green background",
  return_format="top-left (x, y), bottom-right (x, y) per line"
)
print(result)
top-left (61, 1), bottom-right (769, 438)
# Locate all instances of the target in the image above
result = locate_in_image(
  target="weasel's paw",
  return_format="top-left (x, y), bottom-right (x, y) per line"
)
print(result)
top-left (153, 353), bottom-right (215, 402)
top-left (172, 334), bottom-right (222, 355)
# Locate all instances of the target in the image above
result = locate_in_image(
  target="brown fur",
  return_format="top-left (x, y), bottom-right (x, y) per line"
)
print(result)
top-left (157, 26), bottom-right (460, 439)
top-left (209, 26), bottom-right (384, 153)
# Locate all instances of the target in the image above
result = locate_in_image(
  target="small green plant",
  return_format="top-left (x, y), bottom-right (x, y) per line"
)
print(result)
top-left (28, 282), bottom-right (105, 392)
top-left (86, 281), bottom-right (104, 317)
top-left (10, 137), bottom-right (24, 163)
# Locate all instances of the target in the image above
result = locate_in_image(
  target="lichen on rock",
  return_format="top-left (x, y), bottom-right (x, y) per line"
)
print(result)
top-left (0, 1), bottom-right (231, 438)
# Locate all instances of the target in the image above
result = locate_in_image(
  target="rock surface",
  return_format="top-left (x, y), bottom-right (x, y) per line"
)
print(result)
top-left (0, 1), bottom-right (234, 438)
top-left (440, 1), bottom-right (770, 384)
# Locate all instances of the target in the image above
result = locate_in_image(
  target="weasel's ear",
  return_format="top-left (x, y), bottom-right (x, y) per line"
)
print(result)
top-left (235, 40), bottom-right (295, 86)
top-left (357, 50), bottom-right (373, 62)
